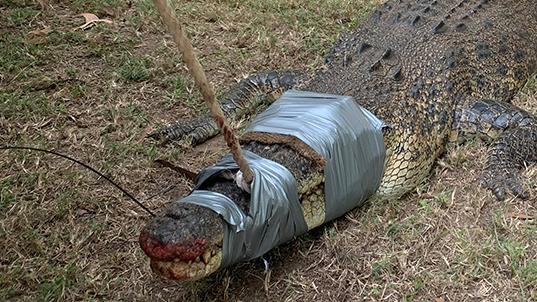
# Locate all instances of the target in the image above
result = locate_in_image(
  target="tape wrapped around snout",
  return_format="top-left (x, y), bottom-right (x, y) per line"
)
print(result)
top-left (182, 151), bottom-right (308, 267)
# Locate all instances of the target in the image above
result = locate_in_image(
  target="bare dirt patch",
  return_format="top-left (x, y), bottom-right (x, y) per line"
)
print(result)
top-left (1, 0), bottom-right (535, 301)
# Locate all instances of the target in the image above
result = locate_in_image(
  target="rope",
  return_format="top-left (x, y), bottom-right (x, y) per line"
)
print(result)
top-left (151, 0), bottom-right (254, 186)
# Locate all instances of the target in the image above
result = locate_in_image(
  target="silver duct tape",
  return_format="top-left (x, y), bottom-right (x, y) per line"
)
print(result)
top-left (181, 191), bottom-right (248, 231)
top-left (182, 151), bottom-right (308, 268)
top-left (246, 90), bottom-right (386, 221)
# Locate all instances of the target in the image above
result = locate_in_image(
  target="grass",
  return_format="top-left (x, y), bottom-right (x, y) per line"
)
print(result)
top-left (119, 57), bottom-right (152, 82)
top-left (1, 0), bottom-right (536, 301)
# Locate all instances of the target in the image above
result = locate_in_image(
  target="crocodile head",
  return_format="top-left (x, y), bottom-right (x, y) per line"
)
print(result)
top-left (139, 202), bottom-right (224, 281)
top-left (139, 139), bottom-right (325, 281)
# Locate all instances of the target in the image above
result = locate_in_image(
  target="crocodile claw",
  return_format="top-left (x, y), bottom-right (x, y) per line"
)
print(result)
top-left (481, 169), bottom-right (529, 201)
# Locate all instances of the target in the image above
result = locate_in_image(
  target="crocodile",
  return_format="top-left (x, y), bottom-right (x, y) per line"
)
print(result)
top-left (139, 0), bottom-right (537, 281)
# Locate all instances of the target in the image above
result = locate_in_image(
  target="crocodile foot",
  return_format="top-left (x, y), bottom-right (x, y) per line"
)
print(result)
top-left (480, 168), bottom-right (529, 201)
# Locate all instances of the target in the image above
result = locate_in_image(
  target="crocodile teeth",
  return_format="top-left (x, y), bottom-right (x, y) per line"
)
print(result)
top-left (202, 250), bottom-right (211, 264)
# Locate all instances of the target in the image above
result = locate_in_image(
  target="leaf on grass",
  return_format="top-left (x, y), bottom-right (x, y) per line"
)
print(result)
top-left (74, 13), bottom-right (113, 31)
top-left (29, 26), bottom-right (51, 36)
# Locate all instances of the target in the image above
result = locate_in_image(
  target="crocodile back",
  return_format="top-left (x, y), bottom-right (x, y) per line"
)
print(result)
top-left (301, 0), bottom-right (537, 198)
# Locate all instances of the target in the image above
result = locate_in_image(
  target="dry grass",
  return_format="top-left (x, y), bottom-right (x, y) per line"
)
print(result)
top-left (1, 0), bottom-right (535, 301)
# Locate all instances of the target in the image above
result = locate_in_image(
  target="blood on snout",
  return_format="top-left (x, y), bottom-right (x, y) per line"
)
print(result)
top-left (139, 230), bottom-right (208, 262)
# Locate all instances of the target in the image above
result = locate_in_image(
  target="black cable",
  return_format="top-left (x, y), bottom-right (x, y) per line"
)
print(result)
top-left (1, 145), bottom-right (155, 217)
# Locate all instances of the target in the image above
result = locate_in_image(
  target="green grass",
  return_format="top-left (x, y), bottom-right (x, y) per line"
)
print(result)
top-left (6, 6), bottom-right (39, 27)
top-left (72, 0), bottom-right (125, 12)
top-left (164, 75), bottom-right (187, 107)
top-left (0, 92), bottom-right (65, 120)
top-left (0, 34), bottom-right (43, 76)
top-left (0, 177), bottom-right (16, 213)
top-left (403, 277), bottom-right (427, 302)
top-left (119, 56), bottom-right (152, 82)
top-left (520, 260), bottom-right (537, 288)
top-left (386, 216), bottom-right (417, 239)
top-left (371, 254), bottom-right (396, 277)
top-left (499, 238), bottom-right (536, 290)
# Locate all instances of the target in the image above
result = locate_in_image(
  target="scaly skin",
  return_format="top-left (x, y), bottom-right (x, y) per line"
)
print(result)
top-left (140, 0), bottom-right (537, 281)
top-left (148, 71), bottom-right (303, 145)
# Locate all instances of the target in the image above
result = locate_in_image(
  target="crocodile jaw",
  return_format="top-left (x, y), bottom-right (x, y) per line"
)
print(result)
top-left (138, 201), bottom-right (225, 281)
top-left (139, 229), bottom-right (223, 281)
top-left (149, 251), bottom-right (223, 281)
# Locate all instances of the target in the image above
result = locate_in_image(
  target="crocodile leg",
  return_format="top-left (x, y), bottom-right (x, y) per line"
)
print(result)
top-left (454, 100), bottom-right (537, 200)
top-left (482, 126), bottom-right (537, 200)
top-left (149, 70), bottom-right (303, 145)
